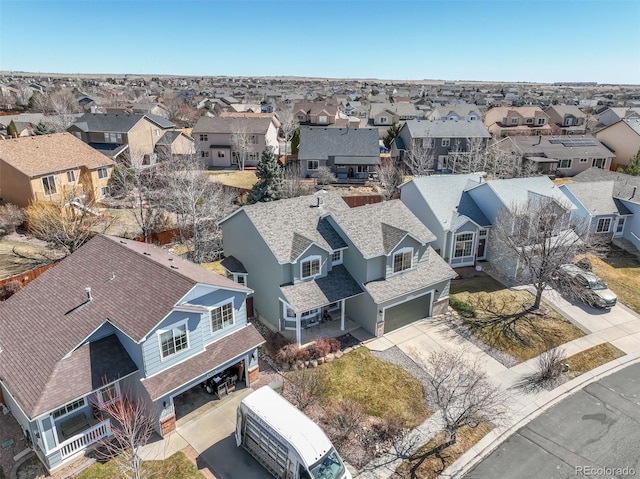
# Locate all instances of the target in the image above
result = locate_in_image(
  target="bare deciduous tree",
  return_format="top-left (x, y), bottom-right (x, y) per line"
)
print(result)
top-left (281, 163), bottom-right (313, 199)
top-left (404, 138), bottom-right (435, 176)
top-left (375, 161), bottom-right (404, 200)
top-left (93, 385), bottom-right (156, 479)
top-left (45, 90), bottom-right (81, 132)
top-left (277, 103), bottom-right (298, 157)
top-left (491, 195), bottom-right (588, 310)
top-left (407, 350), bottom-right (507, 476)
top-left (14, 84), bottom-right (33, 108)
top-left (284, 368), bottom-right (324, 412)
top-left (314, 166), bottom-right (337, 186)
top-left (230, 119), bottom-right (252, 171)
top-left (0, 203), bottom-right (25, 237)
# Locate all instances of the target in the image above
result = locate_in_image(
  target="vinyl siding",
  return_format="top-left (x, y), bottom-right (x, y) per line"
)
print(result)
top-left (385, 236), bottom-right (425, 278)
top-left (400, 183), bottom-right (447, 252)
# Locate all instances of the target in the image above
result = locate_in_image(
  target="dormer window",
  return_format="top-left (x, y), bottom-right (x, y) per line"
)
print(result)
top-left (211, 301), bottom-right (234, 333)
top-left (331, 250), bottom-right (343, 265)
top-left (392, 247), bottom-right (413, 273)
top-left (301, 256), bottom-right (321, 279)
top-left (525, 118), bottom-right (534, 124)
top-left (510, 117), bottom-right (519, 125)
top-left (158, 321), bottom-right (189, 359)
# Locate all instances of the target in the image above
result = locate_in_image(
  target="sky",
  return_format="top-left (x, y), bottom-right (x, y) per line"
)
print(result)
top-left (0, 0), bottom-right (639, 84)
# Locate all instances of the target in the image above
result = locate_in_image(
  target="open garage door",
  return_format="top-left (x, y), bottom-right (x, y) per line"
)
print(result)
top-left (383, 293), bottom-right (432, 334)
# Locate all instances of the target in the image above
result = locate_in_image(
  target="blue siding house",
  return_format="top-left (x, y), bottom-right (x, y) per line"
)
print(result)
top-left (0, 235), bottom-right (264, 473)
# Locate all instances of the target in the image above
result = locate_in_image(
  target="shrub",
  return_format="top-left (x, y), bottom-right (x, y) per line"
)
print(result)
top-left (0, 280), bottom-right (22, 300)
top-left (264, 330), bottom-right (292, 358)
top-left (275, 343), bottom-right (300, 365)
top-left (309, 338), bottom-right (332, 359)
top-left (449, 295), bottom-right (477, 318)
top-left (575, 257), bottom-right (592, 271)
top-left (326, 337), bottom-right (341, 353)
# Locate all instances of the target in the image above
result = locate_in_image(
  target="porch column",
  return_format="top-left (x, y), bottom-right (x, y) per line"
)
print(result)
top-left (340, 299), bottom-right (345, 331)
top-left (296, 312), bottom-right (301, 345)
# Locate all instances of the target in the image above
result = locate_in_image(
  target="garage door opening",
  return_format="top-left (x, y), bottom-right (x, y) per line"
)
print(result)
top-left (383, 293), bottom-right (432, 334)
top-left (173, 360), bottom-right (246, 425)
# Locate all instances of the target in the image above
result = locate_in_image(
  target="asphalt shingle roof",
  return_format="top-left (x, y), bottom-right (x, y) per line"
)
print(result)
top-left (563, 181), bottom-right (630, 215)
top-left (364, 248), bottom-right (457, 303)
top-left (191, 116), bottom-right (273, 135)
top-left (298, 127), bottom-right (380, 161)
top-left (0, 132), bottom-right (114, 177)
top-left (572, 168), bottom-right (640, 206)
top-left (329, 200), bottom-right (436, 258)
top-left (71, 112), bottom-right (173, 132)
top-left (229, 192), bottom-right (350, 264)
top-left (0, 234), bottom-right (249, 418)
top-left (280, 265), bottom-right (363, 313)
top-left (404, 119), bottom-right (491, 139)
top-left (474, 176), bottom-right (575, 212)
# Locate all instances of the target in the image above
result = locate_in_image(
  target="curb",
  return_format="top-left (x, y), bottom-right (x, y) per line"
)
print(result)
top-left (439, 352), bottom-right (640, 478)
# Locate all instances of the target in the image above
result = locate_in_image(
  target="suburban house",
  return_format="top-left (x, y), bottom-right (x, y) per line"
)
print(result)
top-left (427, 104), bottom-right (482, 122)
top-left (153, 130), bottom-right (195, 158)
top-left (369, 102), bottom-right (421, 126)
top-left (495, 135), bottom-right (614, 176)
top-left (293, 101), bottom-right (339, 126)
top-left (400, 174), bottom-right (492, 268)
top-left (0, 133), bottom-right (114, 207)
top-left (543, 105), bottom-right (587, 135)
top-left (597, 107), bottom-right (640, 127)
top-left (569, 168), bottom-right (640, 254)
top-left (0, 235), bottom-right (264, 473)
top-left (218, 191), bottom-right (456, 342)
top-left (484, 106), bottom-right (553, 137)
top-left (401, 175), bottom-right (577, 280)
top-left (191, 115), bottom-right (279, 169)
top-left (68, 113), bottom-right (177, 163)
top-left (595, 119), bottom-right (640, 170)
top-left (395, 119), bottom-right (491, 172)
top-left (298, 127), bottom-right (380, 180)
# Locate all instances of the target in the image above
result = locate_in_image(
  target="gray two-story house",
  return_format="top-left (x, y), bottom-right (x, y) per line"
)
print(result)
top-left (218, 191), bottom-right (456, 342)
top-left (0, 235), bottom-right (264, 473)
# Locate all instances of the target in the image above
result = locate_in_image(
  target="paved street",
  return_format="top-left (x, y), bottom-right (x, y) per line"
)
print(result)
top-left (465, 362), bottom-right (640, 479)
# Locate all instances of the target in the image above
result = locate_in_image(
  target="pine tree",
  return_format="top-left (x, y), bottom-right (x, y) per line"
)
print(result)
top-left (6, 120), bottom-right (18, 138)
top-left (248, 146), bottom-right (284, 203)
top-left (618, 149), bottom-right (640, 176)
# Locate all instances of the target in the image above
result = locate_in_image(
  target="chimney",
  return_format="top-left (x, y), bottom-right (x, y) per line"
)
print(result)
top-left (84, 287), bottom-right (93, 302)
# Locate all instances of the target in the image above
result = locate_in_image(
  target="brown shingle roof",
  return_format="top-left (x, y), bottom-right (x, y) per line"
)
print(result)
top-left (141, 324), bottom-right (264, 401)
top-left (0, 234), bottom-right (250, 418)
top-left (0, 132), bottom-right (114, 177)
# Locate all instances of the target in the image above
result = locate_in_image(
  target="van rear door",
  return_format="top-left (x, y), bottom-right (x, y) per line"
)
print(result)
top-left (235, 408), bottom-right (243, 447)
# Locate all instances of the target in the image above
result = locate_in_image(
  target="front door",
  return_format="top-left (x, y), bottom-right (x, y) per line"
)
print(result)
top-left (477, 238), bottom-right (486, 259)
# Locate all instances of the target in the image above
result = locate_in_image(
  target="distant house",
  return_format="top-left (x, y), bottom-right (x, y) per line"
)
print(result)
top-left (484, 106), bottom-right (553, 137)
top-left (0, 235), bottom-right (264, 473)
top-left (396, 119), bottom-right (491, 172)
top-left (68, 113), bottom-right (176, 163)
top-left (544, 105), bottom-right (587, 135)
top-left (427, 104), bottom-right (482, 122)
top-left (154, 130), bottom-right (195, 158)
top-left (369, 103), bottom-right (421, 126)
top-left (595, 119), bottom-right (640, 170)
top-left (191, 116), bottom-right (279, 169)
top-left (597, 107), bottom-right (640, 127)
top-left (218, 191), bottom-right (455, 342)
top-left (496, 135), bottom-right (613, 176)
top-left (298, 127), bottom-right (380, 180)
top-left (293, 101), bottom-right (339, 126)
top-left (0, 133), bottom-right (114, 207)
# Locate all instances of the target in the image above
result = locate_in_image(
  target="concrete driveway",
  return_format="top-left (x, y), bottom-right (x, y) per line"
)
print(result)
top-left (465, 362), bottom-right (640, 479)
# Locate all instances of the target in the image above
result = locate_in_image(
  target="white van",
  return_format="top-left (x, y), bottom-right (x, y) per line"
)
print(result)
top-left (236, 386), bottom-right (352, 479)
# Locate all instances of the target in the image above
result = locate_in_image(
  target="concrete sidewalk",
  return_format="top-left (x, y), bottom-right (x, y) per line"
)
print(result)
top-left (362, 284), bottom-right (640, 479)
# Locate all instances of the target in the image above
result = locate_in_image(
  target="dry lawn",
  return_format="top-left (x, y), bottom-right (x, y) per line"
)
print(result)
top-left (583, 252), bottom-right (640, 314)
top-left (311, 348), bottom-right (430, 428)
top-left (451, 275), bottom-right (584, 362)
top-left (395, 423), bottom-right (494, 479)
top-left (0, 237), bottom-right (58, 279)
top-left (565, 343), bottom-right (626, 379)
top-left (208, 170), bottom-right (257, 190)
top-left (201, 259), bottom-right (226, 275)
top-left (74, 451), bottom-right (204, 479)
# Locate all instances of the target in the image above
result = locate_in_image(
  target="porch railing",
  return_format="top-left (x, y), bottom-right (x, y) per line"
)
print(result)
top-left (55, 418), bottom-right (111, 460)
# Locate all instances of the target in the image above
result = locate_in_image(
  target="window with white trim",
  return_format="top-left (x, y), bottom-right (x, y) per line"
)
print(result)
top-left (66, 170), bottom-right (76, 183)
top-left (98, 383), bottom-right (120, 406)
top-left (592, 158), bottom-right (606, 168)
top-left (596, 218), bottom-right (611, 233)
top-left (454, 233), bottom-right (474, 258)
top-left (199, 134), bottom-right (208, 141)
top-left (159, 323), bottom-right (188, 359)
top-left (331, 250), bottom-right (342, 265)
top-left (307, 160), bottom-right (319, 170)
top-left (52, 398), bottom-right (86, 419)
top-left (441, 138), bottom-right (450, 147)
top-left (218, 150), bottom-right (225, 158)
top-left (558, 159), bottom-right (572, 169)
top-left (616, 217), bottom-right (625, 233)
top-left (201, 151), bottom-right (210, 158)
top-left (379, 116), bottom-right (388, 124)
top-left (211, 302), bottom-right (234, 333)
top-left (103, 132), bottom-right (122, 143)
top-left (97, 167), bottom-right (108, 179)
top-left (510, 117), bottom-right (519, 125)
top-left (301, 256), bottom-right (321, 279)
top-left (580, 158), bottom-right (588, 163)
top-left (42, 175), bottom-right (57, 196)
top-left (423, 138), bottom-right (436, 148)
top-left (392, 247), bottom-right (413, 273)
top-left (525, 118), bottom-right (534, 124)
top-left (101, 186), bottom-right (110, 197)
top-left (536, 118), bottom-right (546, 125)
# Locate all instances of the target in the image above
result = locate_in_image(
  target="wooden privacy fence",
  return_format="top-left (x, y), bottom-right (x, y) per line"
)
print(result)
top-left (133, 228), bottom-right (181, 245)
top-left (0, 261), bottom-right (59, 289)
top-left (342, 194), bottom-right (383, 208)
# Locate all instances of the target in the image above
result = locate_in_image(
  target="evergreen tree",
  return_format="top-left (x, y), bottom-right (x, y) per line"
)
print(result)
top-left (6, 120), bottom-right (18, 138)
top-left (248, 146), bottom-right (284, 203)
top-left (383, 122), bottom-right (401, 149)
top-left (618, 149), bottom-right (640, 176)
top-left (291, 128), bottom-right (301, 155)
top-left (34, 121), bottom-right (53, 135)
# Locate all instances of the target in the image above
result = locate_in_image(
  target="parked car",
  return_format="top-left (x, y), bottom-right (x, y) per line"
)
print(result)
top-left (554, 264), bottom-right (617, 309)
